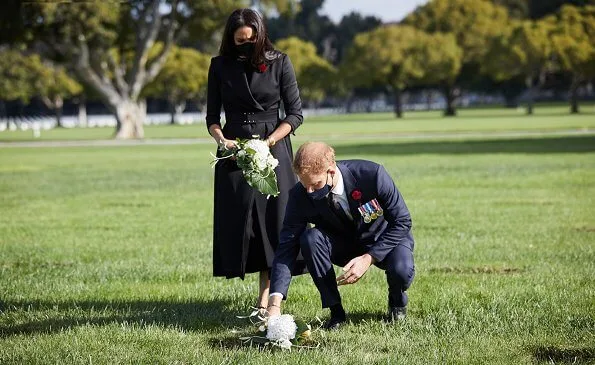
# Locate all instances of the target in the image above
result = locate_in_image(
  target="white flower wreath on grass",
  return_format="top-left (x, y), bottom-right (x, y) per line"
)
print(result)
top-left (211, 138), bottom-right (280, 198)
top-left (235, 308), bottom-right (322, 350)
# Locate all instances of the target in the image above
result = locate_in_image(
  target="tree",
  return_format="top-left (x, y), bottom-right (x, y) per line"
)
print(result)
top-left (492, 0), bottom-right (530, 18)
top-left (267, 0), bottom-right (337, 61)
top-left (403, 0), bottom-right (510, 115)
top-left (143, 46), bottom-right (210, 124)
top-left (275, 37), bottom-right (337, 107)
top-left (342, 25), bottom-right (448, 118)
top-left (547, 5), bottom-right (595, 113)
top-left (483, 19), bottom-right (553, 114)
top-left (0, 49), bottom-right (36, 104)
top-left (417, 33), bottom-right (463, 116)
top-left (332, 12), bottom-right (382, 65)
top-left (32, 60), bottom-right (83, 127)
top-left (18, 0), bottom-right (291, 139)
top-left (530, 0), bottom-right (595, 19)
top-left (0, 49), bottom-right (82, 126)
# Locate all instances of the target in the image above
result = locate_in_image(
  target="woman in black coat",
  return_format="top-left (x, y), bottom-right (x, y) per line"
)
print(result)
top-left (206, 8), bottom-right (304, 310)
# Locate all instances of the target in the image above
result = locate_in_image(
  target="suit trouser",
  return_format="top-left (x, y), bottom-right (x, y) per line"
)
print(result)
top-left (299, 227), bottom-right (415, 309)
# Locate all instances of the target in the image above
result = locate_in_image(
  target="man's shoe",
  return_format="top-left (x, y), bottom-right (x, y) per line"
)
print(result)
top-left (323, 314), bottom-right (347, 330)
top-left (387, 306), bottom-right (407, 322)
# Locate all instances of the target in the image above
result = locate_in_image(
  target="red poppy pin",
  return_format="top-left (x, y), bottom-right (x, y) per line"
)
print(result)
top-left (351, 189), bottom-right (362, 201)
top-left (257, 63), bottom-right (268, 73)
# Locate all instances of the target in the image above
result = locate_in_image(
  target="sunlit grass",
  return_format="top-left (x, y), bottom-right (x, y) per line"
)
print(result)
top-left (0, 116), bottom-right (594, 363)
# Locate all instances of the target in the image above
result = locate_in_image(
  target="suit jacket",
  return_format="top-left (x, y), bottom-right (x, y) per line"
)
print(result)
top-left (270, 159), bottom-right (414, 298)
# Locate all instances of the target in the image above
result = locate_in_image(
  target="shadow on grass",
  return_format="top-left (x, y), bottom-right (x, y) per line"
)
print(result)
top-left (533, 345), bottom-right (595, 363)
top-left (0, 299), bottom-right (241, 338)
top-left (412, 111), bottom-right (595, 120)
top-left (333, 135), bottom-right (595, 156)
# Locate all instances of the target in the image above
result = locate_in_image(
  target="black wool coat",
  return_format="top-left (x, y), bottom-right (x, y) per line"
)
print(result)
top-left (206, 51), bottom-right (304, 279)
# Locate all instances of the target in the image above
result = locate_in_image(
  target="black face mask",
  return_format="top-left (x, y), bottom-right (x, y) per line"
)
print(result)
top-left (236, 42), bottom-right (255, 58)
top-left (306, 172), bottom-right (332, 200)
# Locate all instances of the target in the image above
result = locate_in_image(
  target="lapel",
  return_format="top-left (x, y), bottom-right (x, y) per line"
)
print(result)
top-left (337, 162), bottom-right (364, 230)
top-left (227, 59), bottom-right (265, 111)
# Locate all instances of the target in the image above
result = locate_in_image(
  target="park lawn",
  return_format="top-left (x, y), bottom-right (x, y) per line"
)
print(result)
top-left (1, 105), bottom-right (594, 142)
top-left (0, 131), bottom-right (594, 363)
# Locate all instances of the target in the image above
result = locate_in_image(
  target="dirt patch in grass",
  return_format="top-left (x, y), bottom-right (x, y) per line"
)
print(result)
top-left (575, 226), bottom-right (595, 233)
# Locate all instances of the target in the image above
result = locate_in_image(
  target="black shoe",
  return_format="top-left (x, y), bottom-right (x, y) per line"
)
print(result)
top-left (323, 314), bottom-right (347, 330)
top-left (387, 306), bottom-right (407, 322)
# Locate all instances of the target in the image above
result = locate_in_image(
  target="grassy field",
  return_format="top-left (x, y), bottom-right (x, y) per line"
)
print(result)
top-left (1, 111), bottom-right (594, 364)
top-left (1, 105), bottom-right (595, 142)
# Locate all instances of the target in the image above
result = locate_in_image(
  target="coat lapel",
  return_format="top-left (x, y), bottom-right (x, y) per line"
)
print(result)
top-left (337, 162), bottom-right (364, 230)
top-left (228, 60), bottom-right (264, 111)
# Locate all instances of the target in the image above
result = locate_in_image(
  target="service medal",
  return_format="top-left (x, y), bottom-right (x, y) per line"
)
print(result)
top-left (358, 206), bottom-right (372, 223)
top-left (370, 199), bottom-right (384, 216)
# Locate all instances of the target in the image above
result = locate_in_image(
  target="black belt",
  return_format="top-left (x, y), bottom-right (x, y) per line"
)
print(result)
top-left (225, 109), bottom-right (279, 124)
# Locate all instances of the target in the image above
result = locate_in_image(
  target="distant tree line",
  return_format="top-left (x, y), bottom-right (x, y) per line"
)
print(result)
top-left (0, 0), bottom-right (593, 139)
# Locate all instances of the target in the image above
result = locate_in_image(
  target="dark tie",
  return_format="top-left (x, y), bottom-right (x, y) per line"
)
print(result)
top-left (328, 193), bottom-right (352, 226)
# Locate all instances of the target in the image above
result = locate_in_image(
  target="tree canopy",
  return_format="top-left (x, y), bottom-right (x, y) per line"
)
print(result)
top-left (275, 37), bottom-right (337, 105)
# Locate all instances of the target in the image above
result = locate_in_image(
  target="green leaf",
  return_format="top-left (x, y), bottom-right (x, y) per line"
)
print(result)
top-left (245, 170), bottom-right (280, 197)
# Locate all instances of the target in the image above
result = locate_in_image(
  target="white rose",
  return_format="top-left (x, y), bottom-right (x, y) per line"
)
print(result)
top-left (267, 155), bottom-right (279, 169)
top-left (245, 139), bottom-right (269, 156)
top-left (254, 154), bottom-right (268, 170)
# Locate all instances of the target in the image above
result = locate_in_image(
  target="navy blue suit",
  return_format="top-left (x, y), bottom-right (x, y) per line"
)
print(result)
top-left (270, 160), bottom-right (415, 308)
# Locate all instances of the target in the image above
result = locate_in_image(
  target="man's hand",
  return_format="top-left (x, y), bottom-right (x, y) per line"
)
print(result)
top-left (336, 254), bottom-right (375, 286)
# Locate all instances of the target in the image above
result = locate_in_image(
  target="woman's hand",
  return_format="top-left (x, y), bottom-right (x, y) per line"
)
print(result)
top-left (218, 138), bottom-right (238, 150)
top-left (265, 136), bottom-right (276, 147)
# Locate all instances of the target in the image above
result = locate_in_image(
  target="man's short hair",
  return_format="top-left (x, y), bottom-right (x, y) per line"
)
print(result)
top-left (293, 142), bottom-right (336, 176)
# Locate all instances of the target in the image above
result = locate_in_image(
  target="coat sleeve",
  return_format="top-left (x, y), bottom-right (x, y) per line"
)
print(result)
top-left (367, 165), bottom-right (413, 262)
top-left (270, 188), bottom-right (308, 299)
top-left (280, 54), bottom-right (303, 133)
top-left (205, 57), bottom-right (222, 129)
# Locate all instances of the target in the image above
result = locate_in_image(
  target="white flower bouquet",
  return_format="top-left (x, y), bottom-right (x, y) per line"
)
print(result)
top-left (211, 138), bottom-right (280, 198)
top-left (236, 308), bottom-right (321, 350)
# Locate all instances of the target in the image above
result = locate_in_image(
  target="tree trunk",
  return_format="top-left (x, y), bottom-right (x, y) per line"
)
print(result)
top-left (570, 75), bottom-right (580, 114)
top-left (0, 100), bottom-right (6, 130)
top-left (170, 104), bottom-right (176, 125)
top-left (114, 100), bottom-right (145, 139)
top-left (52, 96), bottom-right (64, 128)
top-left (55, 106), bottom-right (63, 128)
top-left (525, 76), bottom-right (534, 115)
top-left (346, 95), bottom-right (354, 113)
top-left (394, 89), bottom-right (403, 118)
top-left (426, 91), bottom-right (433, 111)
top-left (443, 85), bottom-right (457, 116)
top-left (170, 100), bottom-right (186, 124)
top-left (78, 95), bottom-right (88, 127)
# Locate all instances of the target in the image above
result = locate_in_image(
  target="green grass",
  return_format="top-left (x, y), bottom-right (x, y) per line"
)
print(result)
top-left (1, 104), bottom-right (595, 142)
top-left (1, 112), bottom-right (594, 364)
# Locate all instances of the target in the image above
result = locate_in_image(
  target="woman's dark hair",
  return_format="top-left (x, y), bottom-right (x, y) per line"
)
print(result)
top-left (219, 8), bottom-right (275, 67)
